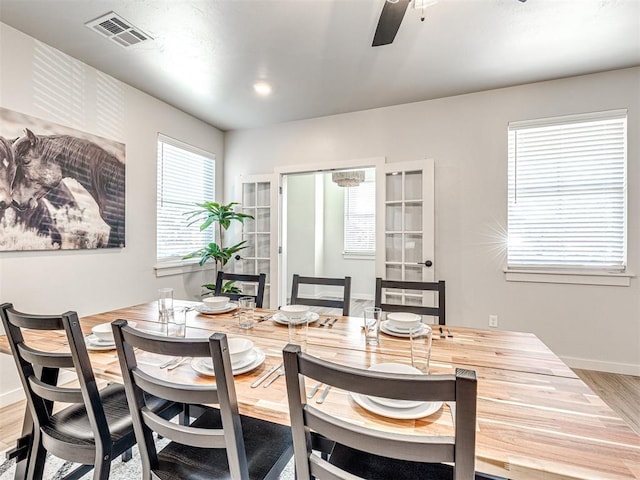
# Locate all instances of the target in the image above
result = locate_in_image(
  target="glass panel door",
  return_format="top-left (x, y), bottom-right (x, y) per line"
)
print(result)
top-left (237, 174), bottom-right (278, 308)
top-left (376, 160), bottom-right (435, 306)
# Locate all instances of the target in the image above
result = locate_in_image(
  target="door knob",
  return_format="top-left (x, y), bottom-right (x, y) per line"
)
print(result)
top-left (418, 260), bottom-right (433, 267)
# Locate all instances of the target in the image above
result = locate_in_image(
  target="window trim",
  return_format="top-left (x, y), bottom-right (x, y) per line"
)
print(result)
top-left (505, 109), bottom-right (628, 279)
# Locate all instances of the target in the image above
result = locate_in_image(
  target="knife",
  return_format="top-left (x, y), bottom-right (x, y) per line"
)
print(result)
top-left (316, 385), bottom-right (332, 404)
top-left (307, 382), bottom-right (323, 399)
top-left (439, 327), bottom-right (446, 339)
top-left (251, 363), bottom-right (282, 388)
top-left (167, 356), bottom-right (191, 371)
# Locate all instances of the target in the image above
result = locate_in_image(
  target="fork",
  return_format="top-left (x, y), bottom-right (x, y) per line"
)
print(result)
top-left (160, 356), bottom-right (182, 369)
top-left (263, 367), bottom-right (285, 388)
top-left (307, 382), bottom-right (323, 399)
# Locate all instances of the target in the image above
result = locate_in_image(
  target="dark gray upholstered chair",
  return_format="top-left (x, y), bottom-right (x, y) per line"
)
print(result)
top-left (214, 271), bottom-right (267, 308)
top-left (112, 320), bottom-right (293, 480)
top-left (0, 303), bottom-right (177, 480)
top-left (283, 343), bottom-right (479, 480)
top-left (290, 274), bottom-right (352, 316)
top-left (375, 278), bottom-right (446, 325)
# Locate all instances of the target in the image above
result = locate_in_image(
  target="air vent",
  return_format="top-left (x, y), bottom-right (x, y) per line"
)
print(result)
top-left (85, 12), bottom-right (152, 48)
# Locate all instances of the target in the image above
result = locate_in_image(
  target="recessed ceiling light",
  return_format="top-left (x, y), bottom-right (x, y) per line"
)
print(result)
top-left (254, 82), bottom-right (272, 96)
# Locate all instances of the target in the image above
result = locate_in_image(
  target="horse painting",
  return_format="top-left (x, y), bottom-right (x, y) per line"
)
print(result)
top-left (0, 137), bottom-right (14, 218)
top-left (11, 129), bottom-right (125, 248)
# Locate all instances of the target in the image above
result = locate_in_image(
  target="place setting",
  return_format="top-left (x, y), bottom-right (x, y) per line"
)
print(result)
top-left (194, 295), bottom-right (239, 315)
top-left (270, 304), bottom-right (320, 325)
top-left (84, 321), bottom-right (137, 351)
top-left (379, 312), bottom-right (431, 338)
top-left (190, 337), bottom-right (265, 376)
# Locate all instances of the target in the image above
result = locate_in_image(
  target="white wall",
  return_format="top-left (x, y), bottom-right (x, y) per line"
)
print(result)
top-left (0, 24), bottom-right (225, 405)
top-left (225, 67), bottom-right (640, 374)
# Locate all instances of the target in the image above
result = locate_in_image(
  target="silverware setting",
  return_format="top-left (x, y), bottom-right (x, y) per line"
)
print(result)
top-left (258, 313), bottom-right (274, 322)
top-left (167, 356), bottom-right (191, 370)
top-left (160, 356), bottom-right (182, 369)
top-left (327, 318), bottom-right (338, 328)
top-left (318, 317), bottom-right (338, 327)
top-left (447, 328), bottom-right (453, 338)
top-left (316, 385), bottom-right (332, 404)
top-left (438, 327), bottom-right (446, 339)
top-left (251, 363), bottom-right (282, 388)
top-left (307, 382), bottom-right (323, 399)
top-left (263, 367), bottom-right (285, 388)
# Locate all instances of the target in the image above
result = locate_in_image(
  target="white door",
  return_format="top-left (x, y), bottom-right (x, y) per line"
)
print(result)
top-left (236, 174), bottom-right (279, 308)
top-left (375, 159), bottom-right (435, 307)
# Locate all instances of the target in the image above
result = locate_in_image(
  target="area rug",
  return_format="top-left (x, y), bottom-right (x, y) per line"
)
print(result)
top-left (0, 443), bottom-right (295, 479)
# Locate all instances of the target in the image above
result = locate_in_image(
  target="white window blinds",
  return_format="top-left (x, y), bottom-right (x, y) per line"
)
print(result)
top-left (344, 180), bottom-right (376, 254)
top-left (507, 110), bottom-right (627, 271)
top-left (157, 135), bottom-right (215, 261)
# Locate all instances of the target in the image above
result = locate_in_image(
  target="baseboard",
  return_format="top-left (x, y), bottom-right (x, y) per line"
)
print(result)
top-left (0, 370), bottom-right (77, 409)
top-left (561, 355), bottom-right (640, 376)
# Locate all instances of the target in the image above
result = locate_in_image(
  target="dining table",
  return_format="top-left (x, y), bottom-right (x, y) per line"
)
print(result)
top-left (2, 300), bottom-right (640, 480)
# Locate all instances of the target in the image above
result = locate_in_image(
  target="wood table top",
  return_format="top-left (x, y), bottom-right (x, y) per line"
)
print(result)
top-left (2, 301), bottom-right (639, 479)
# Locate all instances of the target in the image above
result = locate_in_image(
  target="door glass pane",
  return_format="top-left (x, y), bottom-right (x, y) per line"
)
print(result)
top-left (384, 293), bottom-right (403, 305)
top-left (405, 294), bottom-right (423, 306)
top-left (257, 182), bottom-right (270, 206)
top-left (242, 234), bottom-right (255, 257)
top-left (404, 234), bottom-right (422, 263)
top-left (242, 260), bottom-right (256, 275)
top-left (257, 259), bottom-right (270, 282)
top-left (263, 286), bottom-right (270, 308)
top-left (385, 204), bottom-right (402, 231)
top-left (405, 171), bottom-right (422, 201)
top-left (256, 208), bottom-right (270, 232)
top-left (404, 202), bottom-right (422, 231)
top-left (256, 234), bottom-right (270, 258)
top-left (386, 173), bottom-right (402, 202)
top-left (385, 264), bottom-right (402, 280)
top-left (243, 208), bottom-right (256, 232)
top-left (241, 283), bottom-right (256, 296)
top-left (243, 183), bottom-right (256, 207)
top-left (405, 265), bottom-right (423, 281)
top-left (385, 234), bottom-right (402, 262)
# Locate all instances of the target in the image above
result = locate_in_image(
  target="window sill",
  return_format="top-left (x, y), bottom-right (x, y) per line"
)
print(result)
top-left (504, 269), bottom-right (634, 286)
top-left (154, 259), bottom-right (215, 278)
top-left (343, 252), bottom-right (376, 260)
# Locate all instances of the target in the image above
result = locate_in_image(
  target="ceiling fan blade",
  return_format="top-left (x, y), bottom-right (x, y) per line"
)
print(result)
top-left (372, 0), bottom-right (411, 47)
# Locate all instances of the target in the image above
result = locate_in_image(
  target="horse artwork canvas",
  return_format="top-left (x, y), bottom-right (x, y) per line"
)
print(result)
top-left (0, 107), bottom-right (125, 251)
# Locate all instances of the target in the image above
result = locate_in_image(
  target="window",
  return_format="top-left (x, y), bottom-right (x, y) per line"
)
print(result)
top-left (344, 179), bottom-right (376, 255)
top-left (507, 110), bottom-right (627, 272)
top-left (157, 134), bottom-right (215, 262)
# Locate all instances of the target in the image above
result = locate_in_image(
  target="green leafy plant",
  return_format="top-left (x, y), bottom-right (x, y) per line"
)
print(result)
top-left (183, 201), bottom-right (253, 293)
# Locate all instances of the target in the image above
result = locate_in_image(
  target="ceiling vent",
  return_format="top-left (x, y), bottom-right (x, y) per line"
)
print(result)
top-left (85, 12), bottom-right (152, 48)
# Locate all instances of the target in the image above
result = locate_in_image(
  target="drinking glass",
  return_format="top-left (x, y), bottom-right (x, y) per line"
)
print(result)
top-left (238, 296), bottom-right (256, 329)
top-left (288, 317), bottom-right (309, 352)
top-left (158, 287), bottom-right (174, 327)
top-left (409, 324), bottom-right (432, 374)
top-left (364, 307), bottom-right (382, 346)
top-left (172, 306), bottom-right (188, 338)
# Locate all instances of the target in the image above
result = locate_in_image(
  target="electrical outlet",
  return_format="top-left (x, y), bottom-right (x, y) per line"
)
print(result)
top-left (488, 315), bottom-right (498, 328)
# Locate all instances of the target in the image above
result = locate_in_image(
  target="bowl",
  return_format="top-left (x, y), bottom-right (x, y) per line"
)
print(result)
top-left (92, 321), bottom-right (136, 342)
top-left (386, 312), bottom-right (422, 331)
top-left (202, 296), bottom-right (230, 309)
top-left (280, 304), bottom-right (310, 321)
top-left (227, 337), bottom-right (254, 363)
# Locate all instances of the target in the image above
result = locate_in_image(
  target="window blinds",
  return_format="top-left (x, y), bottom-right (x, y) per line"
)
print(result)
top-left (507, 110), bottom-right (627, 271)
top-left (344, 181), bottom-right (376, 254)
top-left (157, 135), bottom-right (215, 260)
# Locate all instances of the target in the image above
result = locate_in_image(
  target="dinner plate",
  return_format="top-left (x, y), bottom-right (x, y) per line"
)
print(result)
top-left (383, 321), bottom-right (424, 334)
top-left (272, 312), bottom-right (320, 325)
top-left (84, 334), bottom-right (116, 351)
top-left (350, 392), bottom-right (442, 420)
top-left (380, 321), bottom-right (430, 338)
top-left (190, 349), bottom-right (265, 376)
top-left (386, 312), bottom-right (422, 330)
top-left (198, 349), bottom-right (258, 371)
top-left (366, 363), bottom-right (424, 409)
top-left (194, 302), bottom-right (238, 315)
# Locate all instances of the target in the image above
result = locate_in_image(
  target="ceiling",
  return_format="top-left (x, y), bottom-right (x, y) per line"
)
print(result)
top-left (1, 0), bottom-right (638, 131)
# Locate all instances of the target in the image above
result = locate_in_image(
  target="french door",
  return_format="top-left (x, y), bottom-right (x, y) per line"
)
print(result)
top-left (375, 159), bottom-right (435, 307)
top-left (236, 174), bottom-right (278, 308)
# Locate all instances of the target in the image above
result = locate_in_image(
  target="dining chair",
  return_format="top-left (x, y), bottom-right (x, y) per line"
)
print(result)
top-left (0, 303), bottom-right (178, 480)
top-left (112, 319), bottom-right (293, 480)
top-left (283, 343), bottom-right (478, 480)
top-left (375, 278), bottom-right (446, 325)
top-left (290, 274), bottom-right (352, 316)
top-left (213, 271), bottom-right (267, 308)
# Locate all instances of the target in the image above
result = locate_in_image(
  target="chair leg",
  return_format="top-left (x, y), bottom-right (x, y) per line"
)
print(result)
top-left (92, 459), bottom-right (111, 480)
top-left (121, 447), bottom-right (132, 462)
top-left (26, 430), bottom-right (46, 480)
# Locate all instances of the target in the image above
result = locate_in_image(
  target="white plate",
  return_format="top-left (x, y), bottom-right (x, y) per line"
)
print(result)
top-left (383, 322), bottom-right (424, 334)
top-left (85, 334), bottom-right (116, 351)
top-left (380, 321), bottom-right (430, 338)
top-left (386, 313), bottom-right (422, 331)
top-left (366, 363), bottom-right (424, 409)
top-left (190, 349), bottom-right (265, 376)
top-left (272, 312), bottom-right (320, 325)
top-left (195, 302), bottom-right (238, 315)
top-left (350, 392), bottom-right (442, 420)
top-left (198, 349), bottom-right (258, 371)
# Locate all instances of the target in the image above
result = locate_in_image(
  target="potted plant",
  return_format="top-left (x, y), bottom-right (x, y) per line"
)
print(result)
top-left (183, 201), bottom-right (253, 294)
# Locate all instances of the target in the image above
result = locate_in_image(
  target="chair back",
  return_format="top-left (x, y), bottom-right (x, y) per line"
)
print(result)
top-left (214, 271), bottom-right (267, 308)
top-left (283, 344), bottom-right (477, 480)
top-left (111, 320), bottom-right (249, 478)
top-left (375, 278), bottom-right (446, 325)
top-left (290, 274), bottom-right (352, 316)
top-left (0, 303), bottom-right (112, 460)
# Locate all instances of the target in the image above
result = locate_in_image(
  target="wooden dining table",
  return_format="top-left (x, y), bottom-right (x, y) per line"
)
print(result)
top-left (2, 301), bottom-right (640, 480)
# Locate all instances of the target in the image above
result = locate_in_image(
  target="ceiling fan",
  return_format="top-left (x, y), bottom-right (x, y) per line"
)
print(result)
top-left (372, 0), bottom-right (527, 47)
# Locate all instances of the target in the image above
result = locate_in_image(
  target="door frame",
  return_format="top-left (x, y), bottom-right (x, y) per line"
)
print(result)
top-left (275, 157), bottom-right (385, 307)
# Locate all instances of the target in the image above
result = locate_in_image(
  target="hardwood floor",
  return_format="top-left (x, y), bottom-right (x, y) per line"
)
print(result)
top-left (1, 370), bottom-right (638, 453)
